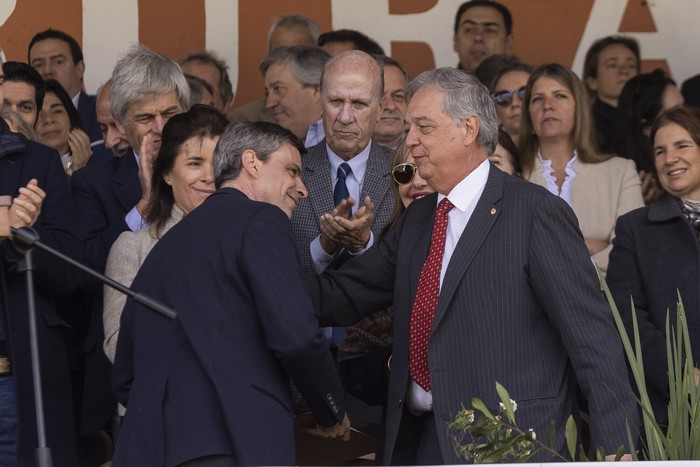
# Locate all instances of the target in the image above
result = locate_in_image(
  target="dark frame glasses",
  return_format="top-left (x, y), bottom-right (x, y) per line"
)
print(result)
top-left (392, 162), bottom-right (416, 185)
top-left (491, 87), bottom-right (526, 106)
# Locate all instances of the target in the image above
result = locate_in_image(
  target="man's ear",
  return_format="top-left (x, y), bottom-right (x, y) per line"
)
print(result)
top-left (76, 60), bottom-right (86, 86)
top-left (461, 116), bottom-right (480, 147)
top-left (241, 149), bottom-right (260, 178)
top-left (585, 76), bottom-right (599, 92)
top-left (505, 35), bottom-right (514, 56)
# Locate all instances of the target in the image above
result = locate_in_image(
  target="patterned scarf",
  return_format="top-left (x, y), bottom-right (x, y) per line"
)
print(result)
top-left (680, 198), bottom-right (700, 240)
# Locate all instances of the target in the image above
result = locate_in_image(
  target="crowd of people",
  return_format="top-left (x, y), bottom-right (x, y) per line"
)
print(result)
top-left (0, 0), bottom-right (699, 465)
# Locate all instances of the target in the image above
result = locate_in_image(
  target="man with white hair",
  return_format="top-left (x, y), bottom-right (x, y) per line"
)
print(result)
top-left (69, 46), bottom-right (190, 455)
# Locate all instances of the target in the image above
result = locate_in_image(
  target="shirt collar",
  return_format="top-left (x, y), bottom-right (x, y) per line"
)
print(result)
top-left (438, 158), bottom-right (490, 213)
top-left (326, 141), bottom-right (372, 184)
top-left (71, 91), bottom-right (81, 109)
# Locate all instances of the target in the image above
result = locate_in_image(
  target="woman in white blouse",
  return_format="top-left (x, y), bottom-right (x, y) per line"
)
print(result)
top-left (519, 63), bottom-right (643, 273)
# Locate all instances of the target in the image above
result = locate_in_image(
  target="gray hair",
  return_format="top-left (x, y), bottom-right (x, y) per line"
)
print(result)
top-left (110, 45), bottom-right (190, 125)
top-left (407, 67), bottom-right (499, 154)
top-left (181, 50), bottom-right (234, 106)
top-left (214, 121), bottom-right (306, 188)
top-left (268, 14), bottom-right (320, 50)
top-left (185, 74), bottom-right (214, 108)
top-left (259, 45), bottom-right (330, 87)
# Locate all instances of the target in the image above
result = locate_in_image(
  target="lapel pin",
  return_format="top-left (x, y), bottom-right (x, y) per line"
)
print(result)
top-left (490, 208), bottom-right (497, 215)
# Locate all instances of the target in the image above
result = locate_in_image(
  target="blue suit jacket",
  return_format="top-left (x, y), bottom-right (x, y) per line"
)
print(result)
top-left (113, 188), bottom-right (346, 466)
top-left (71, 149), bottom-right (141, 273)
top-left (70, 149), bottom-right (140, 435)
top-left (77, 92), bottom-right (100, 143)
top-left (0, 122), bottom-right (84, 466)
top-left (306, 165), bottom-right (638, 463)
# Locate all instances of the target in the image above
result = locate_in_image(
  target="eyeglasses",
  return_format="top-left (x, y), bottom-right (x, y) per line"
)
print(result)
top-left (491, 87), bottom-right (526, 106)
top-left (392, 163), bottom-right (416, 185)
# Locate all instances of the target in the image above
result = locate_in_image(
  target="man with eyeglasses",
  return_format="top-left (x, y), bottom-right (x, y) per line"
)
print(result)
top-left (453, 0), bottom-right (514, 72)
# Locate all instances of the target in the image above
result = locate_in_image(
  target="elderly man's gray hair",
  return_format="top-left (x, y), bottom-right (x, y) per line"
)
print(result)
top-left (407, 67), bottom-right (499, 154)
top-left (110, 45), bottom-right (190, 125)
top-left (259, 45), bottom-right (331, 88)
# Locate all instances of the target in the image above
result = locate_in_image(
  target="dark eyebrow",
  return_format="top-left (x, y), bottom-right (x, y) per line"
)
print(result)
top-left (461, 19), bottom-right (501, 28)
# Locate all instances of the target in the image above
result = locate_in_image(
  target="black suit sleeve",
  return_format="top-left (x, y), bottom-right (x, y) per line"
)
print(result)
top-left (2, 145), bottom-right (84, 296)
top-left (607, 213), bottom-right (667, 397)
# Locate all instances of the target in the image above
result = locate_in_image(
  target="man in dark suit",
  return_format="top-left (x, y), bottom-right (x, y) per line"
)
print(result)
top-left (292, 50), bottom-right (394, 276)
top-left (113, 121), bottom-right (349, 466)
top-left (69, 46), bottom-right (190, 457)
top-left (28, 29), bottom-right (101, 145)
top-left (0, 94), bottom-right (84, 465)
top-left (305, 67), bottom-right (638, 464)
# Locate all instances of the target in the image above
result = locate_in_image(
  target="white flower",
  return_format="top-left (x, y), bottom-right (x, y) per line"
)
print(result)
top-left (527, 428), bottom-right (536, 441)
top-left (499, 399), bottom-right (518, 412)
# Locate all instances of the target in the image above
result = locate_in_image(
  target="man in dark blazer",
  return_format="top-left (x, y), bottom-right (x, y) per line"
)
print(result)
top-left (0, 112), bottom-right (84, 466)
top-left (305, 68), bottom-right (638, 464)
top-left (69, 46), bottom-right (190, 454)
top-left (291, 50), bottom-right (395, 275)
top-left (28, 29), bottom-right (101, 144)
top-left (113, 121), bottom-right (349, 466)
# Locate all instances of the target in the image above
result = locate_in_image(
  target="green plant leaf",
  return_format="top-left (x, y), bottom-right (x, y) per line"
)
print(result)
top-left (472, 397), bottom-right (495, 419)
top-left (495, 382), bottom-right (516, 423)
top-left (615, 444), bottom-right (626, 461)
top-left (565, 415), bottom-right (577, 461)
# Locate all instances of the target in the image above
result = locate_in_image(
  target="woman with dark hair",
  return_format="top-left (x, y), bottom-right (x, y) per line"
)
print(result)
top-left (607, 106), bottom-right (700, 430)
top-left (103, 105), bottom-right (228, 361)
top-left (615, 70), bottom-right (684, 203)
top-left (519, 63), bottom-right (643, 272)
top-left (489, 127), bottom-right (522, 176)
top-left (489, 62), bottom-right (533, 144)
top-left (36, 79), bottom-right (91, 174)
top-left (583, 35), bottom-right (640, 154)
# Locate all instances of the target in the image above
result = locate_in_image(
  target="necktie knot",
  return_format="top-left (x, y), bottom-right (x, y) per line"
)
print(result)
top-left (337, 162), bottom-right (351, 181)
top-left (437, 198), bottom-right (454, 216)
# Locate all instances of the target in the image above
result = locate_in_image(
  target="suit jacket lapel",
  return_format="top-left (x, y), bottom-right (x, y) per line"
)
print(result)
top-left (303, 143), bottom-right (335, 219)
top-left (113, 149), bottom-right (141, 213)
top-left (432, 165), bottom-right (504, 329)
top-left (360, 141), bottom-right (391, 209)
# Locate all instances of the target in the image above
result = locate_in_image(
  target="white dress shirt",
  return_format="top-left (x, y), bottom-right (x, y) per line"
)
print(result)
top-left (124, 152), bottom-right (146, 232)
top-left (309, 142), bottom-right (375, 272)
top-left (410, 158), bottom-right (490, 412)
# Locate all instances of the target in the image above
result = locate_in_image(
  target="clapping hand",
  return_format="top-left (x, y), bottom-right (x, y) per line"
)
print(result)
top-left (135, 133), bottom-right (158, 215)
top-left (67, 128), bottom-right (91, 174)
top-left (319, 196), bottom-right (375, 253)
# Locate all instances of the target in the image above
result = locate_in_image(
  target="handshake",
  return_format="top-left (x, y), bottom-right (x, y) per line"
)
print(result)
top-left (0, 179), bottom-right (45, 238)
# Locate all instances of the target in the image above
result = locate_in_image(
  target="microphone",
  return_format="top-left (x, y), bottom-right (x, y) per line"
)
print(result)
top-left (10, 226), bottom-right (40, 252)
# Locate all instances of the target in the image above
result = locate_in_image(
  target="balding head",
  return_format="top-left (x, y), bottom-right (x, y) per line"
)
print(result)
top-left (320, 50), bottom-right (384, 160)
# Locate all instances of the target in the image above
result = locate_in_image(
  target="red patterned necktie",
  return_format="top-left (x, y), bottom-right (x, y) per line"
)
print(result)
top-left (409, 197), bottom-right (454, 392)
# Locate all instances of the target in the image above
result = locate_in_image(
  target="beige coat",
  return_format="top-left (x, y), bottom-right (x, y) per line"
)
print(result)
top-left (103, 206), bottom-right (184, 362)
top-left (527, 156), bottom-right (643, 273)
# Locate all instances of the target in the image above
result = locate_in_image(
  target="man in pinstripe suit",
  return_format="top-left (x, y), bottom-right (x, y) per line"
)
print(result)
top-left (305, 67), bottom-right (637, 464)
top-left (291, 50), bottom-right (395, 276)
